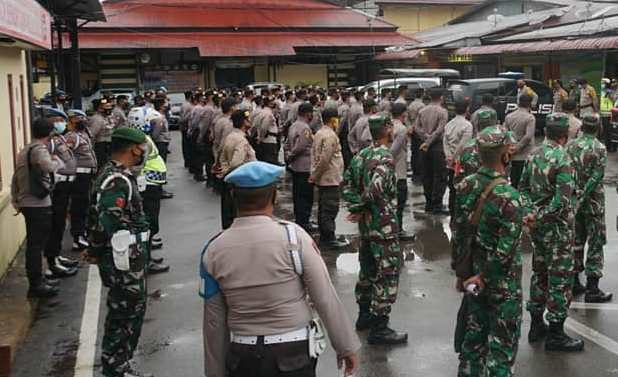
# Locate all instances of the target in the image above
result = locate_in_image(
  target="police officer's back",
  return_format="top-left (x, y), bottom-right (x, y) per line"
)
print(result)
top-left (201, 161), bottom-right (360, 377)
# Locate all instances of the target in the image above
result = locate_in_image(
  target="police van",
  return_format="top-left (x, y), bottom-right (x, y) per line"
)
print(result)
top-left (446, 78), bottom-right (554, 132)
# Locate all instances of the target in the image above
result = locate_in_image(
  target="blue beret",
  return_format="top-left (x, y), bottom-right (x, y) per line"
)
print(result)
top-left (224, 161), bottom-right (285, 188)
top-left (67, 109), bottom-right (87, 118)
top-left (43, 107), bottom-right (68, 120)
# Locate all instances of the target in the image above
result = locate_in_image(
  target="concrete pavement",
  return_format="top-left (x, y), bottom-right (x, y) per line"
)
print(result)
top-left (7, 132), bottom-right (618, 377)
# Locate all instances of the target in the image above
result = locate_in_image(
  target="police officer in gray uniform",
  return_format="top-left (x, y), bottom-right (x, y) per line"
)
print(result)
top-left (201, 161), bottom-right (360, 377)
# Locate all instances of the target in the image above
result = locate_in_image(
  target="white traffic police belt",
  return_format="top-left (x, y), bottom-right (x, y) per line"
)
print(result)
top-left (55, 173), bottom-right (76, 182)
top-left (231, 327), bottom-right (309, 345)
top-left (76, 167), bottom-right (95, 174)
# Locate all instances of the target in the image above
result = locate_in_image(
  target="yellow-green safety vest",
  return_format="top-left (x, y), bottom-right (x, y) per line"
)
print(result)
top-left (600, 96), bottom-right (614, 114)
top-left (142, 136), bottom-right (167, 185)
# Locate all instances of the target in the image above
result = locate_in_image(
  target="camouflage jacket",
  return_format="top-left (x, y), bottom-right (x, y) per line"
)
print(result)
top-left (566, 134), bottom-right (606, 213)
top-left (456, 138), bottom-right (480, 184)
top-left (454, 167), bottom-right (524, 299)
top-left (519, 139), bottom-right (575, 224)
top-left (343, 144), bottom-right (399, 239)
top-left (87, 161), bottom-right (150, 287)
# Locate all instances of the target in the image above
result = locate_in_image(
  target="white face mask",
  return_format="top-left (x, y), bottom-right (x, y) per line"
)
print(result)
top-left (54, 121), bottom-right (67, 134)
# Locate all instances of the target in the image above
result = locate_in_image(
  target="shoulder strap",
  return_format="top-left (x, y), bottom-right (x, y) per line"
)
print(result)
top-left (280, 221), bottom-right (303, 276)
top-left (470, 178), bottom-right (507, 226)
top-left (96, 172), bottom-right (133, 203)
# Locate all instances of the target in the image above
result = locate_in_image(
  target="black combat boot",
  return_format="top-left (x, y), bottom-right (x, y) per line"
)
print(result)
top-left (572, 274), bottom-right (586, 295)
top-left (585, 277), bottom-right (613, 303)
top-left (545, 320), bottom-right (584, 352)
top-left (355, 304), bottom-right (375, 331)
top-left (528, 312), bottom-right (548, 343)
top-left (367, 316), bottom-right (408, 345)
top-left (27, 283), bottom-right (59, 298)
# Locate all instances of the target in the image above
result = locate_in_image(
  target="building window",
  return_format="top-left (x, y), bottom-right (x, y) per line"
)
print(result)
top-left (20, 75), bottom-right (28, 145)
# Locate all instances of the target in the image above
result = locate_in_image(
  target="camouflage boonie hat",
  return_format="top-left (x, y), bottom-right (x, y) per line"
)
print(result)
top-left (582, 113), bottom-right (601, 128)
top-left (546, 112), bottom-right (569, 131)
top-left (477, 108), bottom-right (498, 129)
top-left (477, 125), bottom-right (516, 149)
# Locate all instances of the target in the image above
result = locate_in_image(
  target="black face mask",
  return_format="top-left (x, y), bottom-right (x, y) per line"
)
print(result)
top-left (104, 109), bottom-right (113, 116)
top-left (76, 121), bottom-right (87, 130)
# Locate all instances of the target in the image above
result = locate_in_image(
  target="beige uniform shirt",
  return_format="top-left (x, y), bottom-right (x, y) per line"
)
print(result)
top-left (580, 84), bottom-right (598, 115)
top-left (407, 99), bottom-right (425, 127)
top-left (218, 128), bottom-right (256, 176)
top-left (504, 108), bottom-right (536, 161)
top-left (414, 103), bottom-right (448, 149)
top-left (568, 114), bottom-right (582, 140)
top-left (257, 107), bottom-right (278, 144)
top-left (112, 106), bottom-right (128, 128)
top-left (213, 115), bottom-right (233, 163)
top-left (443, 115), bottom-right (473, 167)
top-left (390, 119), bottom-right (409, 180)
top-left (553, 88), bottom-right (568, 113)
top-left (311, 126), bottom-right (344, 186)
top-left (203, 216), bottom-right (361, 377)
top-left (285, 120), bottom-right (312, 173)
top-left (197, 104), bottom-right (217, 144)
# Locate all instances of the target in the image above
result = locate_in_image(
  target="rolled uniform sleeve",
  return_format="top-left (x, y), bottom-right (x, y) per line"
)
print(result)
top-left (202, 245), bottom-right (229, 377)
top-left (298, 229), bottom-right (361, 356)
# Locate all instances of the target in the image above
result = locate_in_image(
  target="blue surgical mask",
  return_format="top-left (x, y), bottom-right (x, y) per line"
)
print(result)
top-left (54, 121), bottom-right (67, 134)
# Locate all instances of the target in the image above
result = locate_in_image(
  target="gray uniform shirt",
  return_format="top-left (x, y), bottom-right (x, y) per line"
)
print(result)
top-left (390, 119), bottom-right (409, 180)
top-left (203, 216), bottom-right (361, 377)
top-left (407, 99), bottom-right (425, 127)
top-left (65, 130), bottom-right (97, 169)
top-left (286, 119), bottom-right (312, 173)
top-left (443, 115), bottom-right (473, 165)
top-left (50, 135), bottom-right (76, 176)
top-left (504, 108), bottom-right (536, 161)
top-left (348, 115), bottom-right (369, 155)
top-left (347, 101), bottom-right (364, 133)
top-left (11, 141), bottom-right (64, 208)
top-left (112, 106), bottom-right (128, 128)
top-left (89, 113), bottom-right (115, 143)
top-left (414, 103), bottom-right (448, 149)
top-left (213, 115), bottom-right (233, 162)
top-left (257, 107), bottom-right (278, 144)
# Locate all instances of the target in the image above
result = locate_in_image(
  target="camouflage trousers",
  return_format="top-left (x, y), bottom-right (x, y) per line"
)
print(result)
top-left (101, 281), bottom-right (147, 377)
top-left (458, 294), bottom-right (522, 377)
top-left (355, 237), bottom-right (403, 317)
top-left (574, 207), bottom-right (606, 278)
top-left (527, 222), bottom-right (574, 323)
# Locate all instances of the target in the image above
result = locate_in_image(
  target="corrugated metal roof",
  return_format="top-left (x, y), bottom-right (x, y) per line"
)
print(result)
top-left (455, 35), bottom-right (618, 55)
top-left (410, 6), bottom-right (567, 48)
top-left (88, 0), bottom-right (397, 30)
top-left (376, 0), bottom-right (480, 5)
top-left (77, 31), bottom-right (412, 57)
top-left (498, 14), bottom-right (618, 42)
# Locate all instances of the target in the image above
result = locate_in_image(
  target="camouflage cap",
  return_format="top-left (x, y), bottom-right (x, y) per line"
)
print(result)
top-left (477, 125), bottom-right (516, 150)
top-left (582, 113), bottom-right (601, 128)
top-left (368, 115), bottom-right (391, 134)
top-left (112, 127), bottom-right (146, 144)
top-left (545, 112), bottom-right (569, 131)
top-left (477, 108), bottom-right (498, 129)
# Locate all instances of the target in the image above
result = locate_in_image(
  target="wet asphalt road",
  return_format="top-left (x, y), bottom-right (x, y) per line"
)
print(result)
top-left (10, 133), bottom-right (618, 377)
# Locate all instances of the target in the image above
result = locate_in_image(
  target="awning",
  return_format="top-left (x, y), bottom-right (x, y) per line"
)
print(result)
top-left (454, 36), bottom-right (618, 55)
top-left (374, 49), bottom-right (422, 61)
top-left (77, 32), bottom-right (414, 57)
top-left (38, 0), bottom-right (106, 22)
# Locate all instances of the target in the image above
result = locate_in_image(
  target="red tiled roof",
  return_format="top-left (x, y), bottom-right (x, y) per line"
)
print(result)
top-left (376, 0), bottom-right (481, 5)
top-left (89, 0), bottom-right (398, 30)
top-left (375, 49), bottom-right (422, 61)
top-left (78, 31), bottom-right (414, 57)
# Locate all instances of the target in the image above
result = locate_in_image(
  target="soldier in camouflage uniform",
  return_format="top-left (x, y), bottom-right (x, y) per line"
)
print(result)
top-left (86, 127), bottom-right (153, 377)
top-left (343, 115), bottom-right (408, 345)
top-left (455, 109), bottom-right (498, 185)
top-left (453, 126), bottom-right (524, 377)
top-left (519, 113), bottom-right (584, 352)
top-left (566, 114), bottom-right (612, 303)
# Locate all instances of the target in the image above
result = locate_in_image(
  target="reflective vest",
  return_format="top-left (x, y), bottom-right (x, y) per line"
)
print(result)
top-left (142, 136), bottom-right (167, 185)
top-left (601, 96), bottom-right (614, 114)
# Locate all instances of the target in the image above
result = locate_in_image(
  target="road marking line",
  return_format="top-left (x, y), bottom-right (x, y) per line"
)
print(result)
top-left (565, 317), bottom-right (618, 356)
top-left (74, 265), bottom-right (102, 377)
top-left (570, 302), bottom-right (618, 311)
